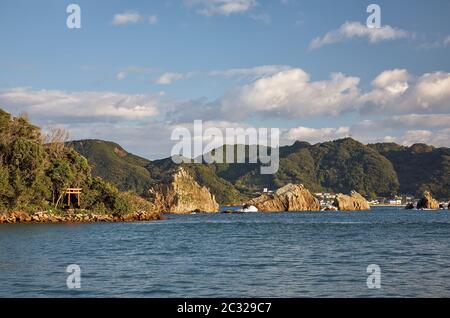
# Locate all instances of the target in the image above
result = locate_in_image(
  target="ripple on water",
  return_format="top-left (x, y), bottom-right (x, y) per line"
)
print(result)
top-left (1, 208), bottom-right (450, 297)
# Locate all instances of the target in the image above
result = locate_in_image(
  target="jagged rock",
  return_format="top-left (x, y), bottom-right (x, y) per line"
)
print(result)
top-left (322, 205), bottom-right (338, 211)
top-left (147, 167), bottom-right (219, 214)
top-left (247, 184), bottom-right (321, 212)
top-left (405, 202), bottom-right (415, 210)
top-left (416, 191), bottom-right (439, 210)
top-left (333, 191), bottom-right (371, 211)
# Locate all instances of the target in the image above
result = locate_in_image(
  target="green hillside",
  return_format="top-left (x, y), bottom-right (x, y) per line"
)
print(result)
top-left (61, 136), bottom-right (448, 204)
top-left (67, 140), bottom-right (152, 195)
top-left (0, 108), bottom-right (155, 215)
top-left (369, 143), bottom-right (450, 198)
top-left (210, 138), bottom-right (400, 199)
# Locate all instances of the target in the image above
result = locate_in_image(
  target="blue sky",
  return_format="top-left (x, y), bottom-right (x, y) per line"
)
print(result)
top-left (0, 0), bottom-right (449, 159)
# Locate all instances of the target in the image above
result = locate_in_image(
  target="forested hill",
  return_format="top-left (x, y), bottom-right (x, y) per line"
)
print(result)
top-left (69, 136), bottom-right (450, 203)
top-left (0, 108), bottom-right (157, 216)
top-left (67, 139), bottom-right (152, 195)
top-left (369, 142), bottom-right (450, 199)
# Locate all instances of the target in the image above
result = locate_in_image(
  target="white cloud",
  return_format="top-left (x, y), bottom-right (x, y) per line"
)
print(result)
top-left (361, 71), bottom-right (450, 115)
top-left (185, 0), bottom-right (257, 16)
top-left (209, 65), bottom-right (292, 79)
top-left (419, 35), bottom-right (450, 49)
top-left (371, 69), bottom-right (410, 91)
top-left (116, 66), bottom-right (153, 81)
top-left (220, 68), bottom-right (361, 119)
top-left (167, 67), bottom-right (450, 123)
top-left (398, 129), bottom-right (450, 147)
top-left (112, 11), bottom-right (143, 26)
top-left (112, 11), bottom-right (158, 26)
top-left (309, 21), bottom-right (409, 49)
top-left (353, 114), bottom-right (450, 131)
top-left (0, 87), bottom-right (161, 122)
top-left (154, 73), bottom-right (186, 85)
top-left (283, 126), bottom-right (350, 144)
top-left (116, 71), bottom-right (127, 81)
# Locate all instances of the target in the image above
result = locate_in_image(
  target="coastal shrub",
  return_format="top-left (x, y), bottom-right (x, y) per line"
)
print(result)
top-left (0, 108), bottom-right (158, 216)
top-left (84, 177), bottom-right (132, 215)
top-left (0, 162), bottom-right (10, 209)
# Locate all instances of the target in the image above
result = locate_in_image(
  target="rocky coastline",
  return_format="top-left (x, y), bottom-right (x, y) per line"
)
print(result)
top-left (0, 210), bottom-right (162, 224)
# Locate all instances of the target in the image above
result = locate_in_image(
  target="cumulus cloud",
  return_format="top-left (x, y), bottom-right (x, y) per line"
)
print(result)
top-left (283, 126), bottom-right (350, 144)
top-left (353, 114), bottom-right (450, 131)
top-left (309, 21), bottom-right (409, 49)
top-left (3, 66), bottom-right (450, 158)
top-left (185, 0), bottom-right (257, 16)
top-left (154, 73), bottom-right (186, 85)
top-left (220, 68), bottom-right (361, 119)
top-left (361, 70), bottom-right (450, 115)
top-left (166, 67), bottom-right (450, 123)
top-left (398, 129), bottom-right (450, 148)
top-left (0, 87), bottom-right (161, 123)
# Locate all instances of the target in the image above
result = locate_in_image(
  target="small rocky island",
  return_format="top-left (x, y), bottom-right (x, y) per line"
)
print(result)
top-left (333, 191), bottom-right (371, 211)
top-left (404, 191), bottom-right (442, 210)
top-left (244, 184), bottom-right (370, 212)
top-left (416, 191), bottom-right (440, 209)
top-left (147, 167), bottom-right (219, 214)
top-left (247, 184), bottom-right (321, 212)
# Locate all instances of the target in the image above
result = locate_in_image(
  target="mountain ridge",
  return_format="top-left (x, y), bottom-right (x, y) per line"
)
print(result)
top-left (69, 138), bottom-right (450, 202)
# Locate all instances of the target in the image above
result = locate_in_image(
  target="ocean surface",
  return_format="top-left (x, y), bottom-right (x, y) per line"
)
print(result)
top-left (1, 207), bottom-right (449, 298)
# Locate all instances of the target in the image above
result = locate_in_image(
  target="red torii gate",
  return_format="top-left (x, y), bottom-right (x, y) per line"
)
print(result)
top-left (65, 188), bottom-right (82, 207)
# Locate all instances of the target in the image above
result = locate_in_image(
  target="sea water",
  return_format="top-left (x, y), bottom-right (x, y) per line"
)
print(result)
top-left (0, 207), bottom-right (449, 297)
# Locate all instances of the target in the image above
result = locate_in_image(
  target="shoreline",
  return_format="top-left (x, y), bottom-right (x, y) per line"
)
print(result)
top-left (0, 211), bottom-right (163, 224)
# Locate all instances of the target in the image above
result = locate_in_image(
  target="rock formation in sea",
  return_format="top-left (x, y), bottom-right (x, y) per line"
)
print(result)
top-left (333, 191), bottom-right (371, 211)
top-left (147, 167), bottom-right (219, 214)
top-left (247, 183), bottom-right (321, 212)
top-left (405, 202), bottom-right (415, 210)
top-left (416, 191), bottom-right (440, 210)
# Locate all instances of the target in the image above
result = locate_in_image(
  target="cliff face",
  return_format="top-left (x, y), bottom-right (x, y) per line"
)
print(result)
top-left (333, 191), bottom-right (371, 211)
top-left (148, 167), bottom-right (219, 214)
top-left (247, 184), bottom-right (321, 212)
top-left (416, 191), bottom-right (440, 209)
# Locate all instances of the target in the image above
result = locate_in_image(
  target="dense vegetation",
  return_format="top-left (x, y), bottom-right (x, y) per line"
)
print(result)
top-left (0, 109), bottom-right (154, 215)
top-left (68, 140), bottom-right (152, 195)
top-left (44, 121), bottom-right (449, 203)
top-left (197, 139), bottom-right (400, 200)
top-left (369, 143), bottom-right (450, 198)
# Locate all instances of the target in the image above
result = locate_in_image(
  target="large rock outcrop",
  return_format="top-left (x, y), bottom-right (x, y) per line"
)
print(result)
top-left (147, 167), bottom-right (219, 214)
top-left (416, 191), bottom-right (439, 209)
top-left (247, 184), bottom-right (320, 212)
top-left (333, 191), bottom-right (371, 211)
